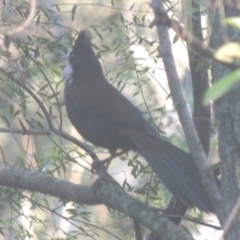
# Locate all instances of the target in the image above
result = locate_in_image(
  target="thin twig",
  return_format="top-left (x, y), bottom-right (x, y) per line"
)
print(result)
top-left (0, 0), bottom-right (37, 35)
top-left (149, 4), bottom-right (239, 69)
top-left (219, 196), bottom-right (240, 239)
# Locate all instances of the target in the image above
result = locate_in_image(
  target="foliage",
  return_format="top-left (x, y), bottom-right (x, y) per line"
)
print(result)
top-left (0, 0), bottom-right (235, 239)
top-left (204, 17), bottom-right (240, 104)
top-left (0, 1), bottom-right (175, 239)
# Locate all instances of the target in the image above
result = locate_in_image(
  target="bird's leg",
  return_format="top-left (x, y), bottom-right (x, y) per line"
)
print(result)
top-left (91, 150), bottom-right (127, 188)
top-left (91, 149), bottom-right (127, 173)
top-left (102, 149), bottom-right (128, 170)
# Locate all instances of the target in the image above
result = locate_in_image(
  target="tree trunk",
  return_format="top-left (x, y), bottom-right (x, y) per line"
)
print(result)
top-left (210, 2), bottom-right (240, 239)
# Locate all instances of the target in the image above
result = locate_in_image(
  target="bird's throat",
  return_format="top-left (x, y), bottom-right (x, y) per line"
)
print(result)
top-left (63, 62), bottom-right (73, 86)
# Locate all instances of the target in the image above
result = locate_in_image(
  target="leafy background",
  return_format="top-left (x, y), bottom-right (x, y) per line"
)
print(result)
top-left (0, 0), bottom-right (223, 239)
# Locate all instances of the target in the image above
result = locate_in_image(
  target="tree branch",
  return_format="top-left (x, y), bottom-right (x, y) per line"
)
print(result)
top-left (150, 0), bottom-right (221, 218)
top-left (0, 67), bottom-right (109, 177)
top-left (0, 167), bottom-right (99, 205)
top-left (149, 3), bottom-right (239, 69)
top-left (0, 167), bottom-right (194, 240)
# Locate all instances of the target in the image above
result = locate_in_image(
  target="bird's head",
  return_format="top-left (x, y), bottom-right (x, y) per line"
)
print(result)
top-left (63, 30), bottom-right (104, 86)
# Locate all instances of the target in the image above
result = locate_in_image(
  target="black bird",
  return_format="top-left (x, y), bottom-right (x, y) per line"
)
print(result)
top-left (63, 30), bottom-right (213, 212)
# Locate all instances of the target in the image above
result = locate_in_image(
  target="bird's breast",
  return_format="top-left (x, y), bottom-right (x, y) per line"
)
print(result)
top-left (64, 90), bottom-right (135, 152)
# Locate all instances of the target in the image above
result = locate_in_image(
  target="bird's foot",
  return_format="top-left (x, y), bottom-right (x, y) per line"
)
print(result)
top-left (91, 159), bottom-right (119, 189)
top-left (92, 171), bottom-right (119, 189)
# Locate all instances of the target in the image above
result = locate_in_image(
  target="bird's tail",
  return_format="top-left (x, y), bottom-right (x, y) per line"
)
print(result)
top-left (129, 131), bottom-right (213, 212)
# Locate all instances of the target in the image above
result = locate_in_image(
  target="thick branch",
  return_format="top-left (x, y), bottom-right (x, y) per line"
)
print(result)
top-left (0, 167), bottom-right (99, 205)
top-left (149, 4), bottom-right (239, 69)
top-left (150, 0), bottom-right (221, 218)
top-left (0, 167), bottom-right (194, 240)
top-left (0, 67), bottom-right (109, 177)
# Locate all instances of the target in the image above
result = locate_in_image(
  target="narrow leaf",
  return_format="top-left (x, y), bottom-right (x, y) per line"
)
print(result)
top-left (224, 17), bottom-right (240, 30)
top-left (214, 42), bottom-right (240, 63)
top-left (204, 69), bottom-right (240, 105)
top-left (71, 5), bottom-right (78, 21)
top-left (120, 14), bottom-right (124, 24)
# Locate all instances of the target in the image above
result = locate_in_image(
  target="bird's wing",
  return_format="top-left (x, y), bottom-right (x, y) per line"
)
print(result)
top-left (66, 80), bottom-right (157, 137)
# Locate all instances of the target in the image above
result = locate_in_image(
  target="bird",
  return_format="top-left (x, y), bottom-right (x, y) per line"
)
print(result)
top-left (63, 30), bottom-right (213, 213)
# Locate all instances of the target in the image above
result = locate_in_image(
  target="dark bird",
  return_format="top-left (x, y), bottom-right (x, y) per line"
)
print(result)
top-left (63, 30), bottom-right (213, 212)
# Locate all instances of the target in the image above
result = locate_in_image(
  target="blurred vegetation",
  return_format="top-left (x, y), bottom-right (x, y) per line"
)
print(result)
top-left (1, 0), bottom-right (237, 239)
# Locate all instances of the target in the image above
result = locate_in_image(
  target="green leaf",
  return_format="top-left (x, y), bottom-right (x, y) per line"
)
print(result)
top-left (19, 120), bottom-right (28, 133)
top-left (38, 83), bottom-right (49, 92)
top-left (55, 4), bottom-right (61, 13)
top-left (71, 4), bottom-right (78, 21)
top-left (1, 116), bottom-right (10, 127)
top-left (4, 35), bottom-right (11, 49)
top-left (36, 14), bottom-right (41, 26)
top-left (214, 42), bottom-right (240, 63)
top-left (41, 8), bottom-right (50, 20)
top-left (203, 69), bottom-right (240, 105)
top-left (129, 3), bottom-right (135, 10)
top-left (172, 34), bottom-right (179, 44)
top-left (13, 109), bottom-right (21, 116)
top-left (120, 14), bottom-right (124, 24)
top-left (224, 17), bottom-right (240, 30)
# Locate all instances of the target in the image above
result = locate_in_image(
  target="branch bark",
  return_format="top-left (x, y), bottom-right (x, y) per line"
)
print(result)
top-left (150, 0), bottom-right (222, 220)
top-left (210, 1), bottom-right (240, 237)
top-left (0, 167), bottom-right (194, 240)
